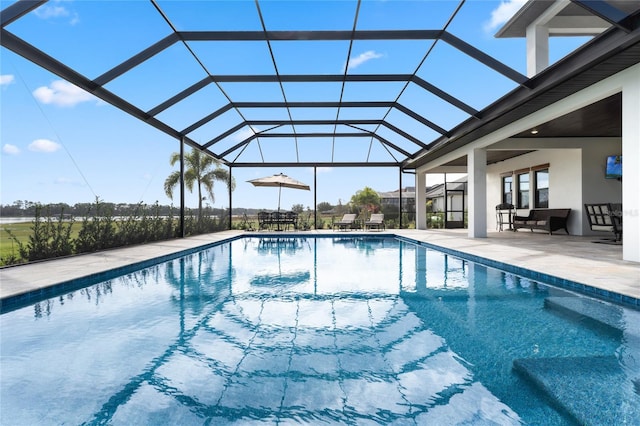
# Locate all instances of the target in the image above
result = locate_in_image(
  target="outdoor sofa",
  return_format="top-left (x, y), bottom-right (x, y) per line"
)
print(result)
top-left (513, 208), bottom-right (571, 235)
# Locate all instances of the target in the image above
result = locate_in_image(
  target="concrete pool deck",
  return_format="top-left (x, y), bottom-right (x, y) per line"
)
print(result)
top-left (1, 229), bottom-right (639, 306)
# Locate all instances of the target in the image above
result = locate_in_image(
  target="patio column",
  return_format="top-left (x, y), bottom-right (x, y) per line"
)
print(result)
top-left (468, 148), bottom-right (487, 238)
top-left (526, 24), bottom-right (549, 77)
top-left (622, 71), bottom-right (640, 262)
top-left (415, 171), bottom-right (427, 230)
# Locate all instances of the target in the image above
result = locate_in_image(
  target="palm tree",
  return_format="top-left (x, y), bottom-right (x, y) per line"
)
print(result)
top-left (164, 150), bottom-right (235, 219)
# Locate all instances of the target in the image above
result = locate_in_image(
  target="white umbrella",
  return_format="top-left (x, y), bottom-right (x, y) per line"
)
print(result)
top-left (247, 173), bottom-right (310, 211)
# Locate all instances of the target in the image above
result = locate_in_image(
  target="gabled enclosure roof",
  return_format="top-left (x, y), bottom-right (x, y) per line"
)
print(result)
top-left (2, 0), bottom-right (639, 171)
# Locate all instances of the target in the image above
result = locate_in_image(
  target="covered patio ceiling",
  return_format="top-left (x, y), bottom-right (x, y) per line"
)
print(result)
top-left (1, 0), bottom-right (639, 173)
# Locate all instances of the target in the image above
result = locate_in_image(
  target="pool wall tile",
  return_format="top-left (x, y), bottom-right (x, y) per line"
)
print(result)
top-left (394, 235), bottom-right (640, 310)
top-left (0, 236), bottom-right (244, 314)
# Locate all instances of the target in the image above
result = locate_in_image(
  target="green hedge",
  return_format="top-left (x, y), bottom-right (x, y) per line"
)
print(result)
top-left (2, 199), bottom-right (227, 266)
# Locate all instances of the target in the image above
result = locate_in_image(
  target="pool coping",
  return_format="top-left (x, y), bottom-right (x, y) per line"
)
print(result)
top-left (1, 231), bottom-right (639, 314)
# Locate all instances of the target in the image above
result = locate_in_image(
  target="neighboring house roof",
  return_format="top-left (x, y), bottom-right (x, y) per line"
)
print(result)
top-left (425, 177), bottom-right (468, 198)
top-left (379, 187), bottom-right (417, 200)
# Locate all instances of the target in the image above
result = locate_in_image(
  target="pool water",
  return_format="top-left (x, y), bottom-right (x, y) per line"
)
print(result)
top-left (1, 236), bottom-right (639, 425)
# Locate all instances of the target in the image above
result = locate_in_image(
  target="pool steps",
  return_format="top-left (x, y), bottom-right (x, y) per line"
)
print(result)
top-left (513, 296), bottom-right (640, 425)
top-left (513, 356), bottom-right (640, 426)
top-left (544, 296), bottom-right (626, 337)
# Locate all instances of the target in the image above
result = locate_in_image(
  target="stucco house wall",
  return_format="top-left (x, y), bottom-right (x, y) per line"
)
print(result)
top-left (486, 137), bottom-right (622, 235)
top-left (581, 138), bottom-right (623, 235)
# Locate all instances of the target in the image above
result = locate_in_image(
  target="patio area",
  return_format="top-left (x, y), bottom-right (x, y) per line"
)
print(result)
top-left (2, 229), bottom-right (638, 308)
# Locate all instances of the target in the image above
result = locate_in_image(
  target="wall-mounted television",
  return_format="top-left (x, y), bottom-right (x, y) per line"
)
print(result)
top-left (605, 155), bottom-right (622, 179)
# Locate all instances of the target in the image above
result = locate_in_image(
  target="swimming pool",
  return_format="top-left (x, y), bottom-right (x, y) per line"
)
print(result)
top-left (1, 236), bottom-right (638, 425)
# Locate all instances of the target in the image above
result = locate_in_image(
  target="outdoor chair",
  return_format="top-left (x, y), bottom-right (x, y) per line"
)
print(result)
top-left (333, 214), bottom-right (357, 231)
top-left (257, 211), bottom-right (272, 230)
top-left (283, 211), bottom-right (298, 230)
top-left (270, 211), bottom-right (285, 231)
top-left (240, 213), bottom-right (255, 231)
top-left (584, 203), bottom-right (622, 242)
top-left (495, 203), bottom-right (515, 231)
top-left (365, 213), bottom-right (385, 231)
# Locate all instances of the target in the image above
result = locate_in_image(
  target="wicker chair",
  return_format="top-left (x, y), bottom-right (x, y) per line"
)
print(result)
top-left (584, 203), bottom-right (622, 242)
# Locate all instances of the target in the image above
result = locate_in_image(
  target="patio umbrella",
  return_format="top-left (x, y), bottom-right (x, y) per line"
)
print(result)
top-left (247, 173), bottom-right (310, 211)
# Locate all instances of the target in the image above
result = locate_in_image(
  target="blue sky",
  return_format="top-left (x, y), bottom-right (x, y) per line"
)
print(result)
top-left (1, 0), bottom-right (589, 211)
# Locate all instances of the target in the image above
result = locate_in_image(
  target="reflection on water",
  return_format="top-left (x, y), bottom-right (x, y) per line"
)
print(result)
top-left (1, 237), bottom-right (638, 425)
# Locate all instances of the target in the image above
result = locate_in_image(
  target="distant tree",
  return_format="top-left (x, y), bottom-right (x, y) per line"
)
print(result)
top-left (291, 203), bottom-right (304, 213)
top-left (350, 187), bottom-right (381, 214)
top-left (317, 201), bottom-right (333, 212)
top-left (164, 150), bottom-right (235, 220)
top-left (335, 199), bottom-right (348, 215)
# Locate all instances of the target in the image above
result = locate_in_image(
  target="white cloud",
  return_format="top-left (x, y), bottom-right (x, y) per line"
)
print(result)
top-left (34, 3), bottom-right (79, 25)
top-left (344, 50), bottom-right (384, 72)
top-left (35, 4), bottom-right (69, 19)
top-left (33, 80), bottom-right (95, 107)
top-left (235, 127), bottom-right (259, 142)
top-left (0, 74), bottom-right (15, 87)
top-left (484, 0), bottom-right (528, 32)
top-left (28, 138), bottom-right (61, 153)
top-left (2, 144), bottom-right (20, 155)
top-left (54, 177), bottom-right (82, 186)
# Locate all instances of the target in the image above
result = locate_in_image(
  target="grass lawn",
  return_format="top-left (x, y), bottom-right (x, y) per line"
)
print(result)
top-left (1, 222), bottom-right (35, 259)
top-left (0, 217), bottom-right (256, 261)
top-left (1, 222), bottom-right (84, 260)
top-left (0, 214), bottom-right (342, 261)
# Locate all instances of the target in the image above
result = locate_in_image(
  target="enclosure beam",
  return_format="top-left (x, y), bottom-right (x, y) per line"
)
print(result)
top-left (228, 167), bottom-right (233, 231)
top-left (398, 168), bottom-right (403, 229)
top-left (415, 171), bottom-right (427, 230)
top-left (179, 138), bottom-right (185, 238)
top-left (314, 167), bottom-right (317, 230)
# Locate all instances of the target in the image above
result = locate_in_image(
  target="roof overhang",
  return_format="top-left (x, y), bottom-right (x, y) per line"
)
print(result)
top-left (496, 0), bottom-right (639, 38)
top-left (404, 14), bottom-right (640, 170)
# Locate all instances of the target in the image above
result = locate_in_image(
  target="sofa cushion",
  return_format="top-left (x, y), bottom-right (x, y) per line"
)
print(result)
top-left (591, 224), bottom-right (614, 232)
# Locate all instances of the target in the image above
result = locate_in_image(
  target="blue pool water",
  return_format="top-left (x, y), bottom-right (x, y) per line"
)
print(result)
top-left (1, 236), bottom-right (639, 425)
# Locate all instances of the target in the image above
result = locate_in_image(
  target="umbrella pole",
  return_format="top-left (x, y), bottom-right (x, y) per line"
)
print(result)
top-left (277, 185), bottom-right (282, 231)
top-left (278, 185), bottom-right (282, 212)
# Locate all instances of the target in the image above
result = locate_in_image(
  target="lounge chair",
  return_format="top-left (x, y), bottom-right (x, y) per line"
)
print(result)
top-left (333, 214), bottom-right (357, 231)
top-left (584, 203), bottom-right (622, 242)
top-left (365, 213), bottom-right (385, 230)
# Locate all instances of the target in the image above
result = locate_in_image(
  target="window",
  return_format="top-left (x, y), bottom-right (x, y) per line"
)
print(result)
top-left (535, 169), bottom-right (549, 208)
top-left (517, 173), bottom-right (529, 208)
top-left (502, 175), bottom-right (513, 204)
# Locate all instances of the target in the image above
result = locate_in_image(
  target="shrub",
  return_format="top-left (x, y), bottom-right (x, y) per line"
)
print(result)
top-left (1, 200), bottom-right (229, 266)
top-left (5, 205), bottom-right (74, 262)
